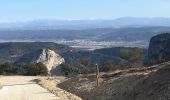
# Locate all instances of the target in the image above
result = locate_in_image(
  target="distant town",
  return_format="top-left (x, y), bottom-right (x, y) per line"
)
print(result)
top-left (55, 39), bottom-right (148, 50)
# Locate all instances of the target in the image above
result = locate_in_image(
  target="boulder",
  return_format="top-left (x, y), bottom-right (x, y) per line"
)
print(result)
top-left (15, 48), bottom-right (65, 74)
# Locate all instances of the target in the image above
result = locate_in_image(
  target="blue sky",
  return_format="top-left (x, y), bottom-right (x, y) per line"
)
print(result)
top-left (0, 0), bottom-right (170, 22)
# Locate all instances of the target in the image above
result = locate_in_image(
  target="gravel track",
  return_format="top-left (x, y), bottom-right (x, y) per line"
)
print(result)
top-left (0, 76), bottom-right (59, 100)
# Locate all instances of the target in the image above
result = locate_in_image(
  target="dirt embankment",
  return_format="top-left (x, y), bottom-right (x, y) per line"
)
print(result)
top-left (37, 77), bottom-right (82, 100)
top-left (53, 62), bottom-right (170, 100)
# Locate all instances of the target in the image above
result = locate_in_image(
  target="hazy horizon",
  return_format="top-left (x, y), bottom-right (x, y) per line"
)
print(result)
top-left (1, 16), bottom-right (170, 23)
top-left (0, 0), bottom-right (170, 23)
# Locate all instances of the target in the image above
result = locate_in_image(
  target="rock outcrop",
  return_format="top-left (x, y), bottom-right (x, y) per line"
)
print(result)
top-left (36, 49), bottom-right (65, 73)
top-left (146, 33), bottom-right (170, 65)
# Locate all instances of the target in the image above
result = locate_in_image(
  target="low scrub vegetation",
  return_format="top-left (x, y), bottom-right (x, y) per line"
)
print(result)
top-left (0, 62), bottom-right (48, 76)
top-left (0, 62), bottom-right (12, 75)
top-left (60, 63), bottom-right (95, 76)
top-left (100, 60), bottom-right (143, 72)
top-left (119, 48), bottom-right (145, 62)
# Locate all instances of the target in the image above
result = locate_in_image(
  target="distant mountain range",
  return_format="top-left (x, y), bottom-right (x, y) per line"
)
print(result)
top-left (1, 17), bottom-right (170, 48)
top-left (1, 17), bottom-right (170, 30)
top-left (0, 26), bottom-right (170, 43)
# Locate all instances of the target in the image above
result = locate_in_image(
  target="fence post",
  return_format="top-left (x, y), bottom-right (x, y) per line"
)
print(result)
top-left (96, 64), bottom-right (99, 87)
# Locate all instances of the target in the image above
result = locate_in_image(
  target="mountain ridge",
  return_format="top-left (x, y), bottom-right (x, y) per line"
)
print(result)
top-left (1, 17), bottom-right (170, 30)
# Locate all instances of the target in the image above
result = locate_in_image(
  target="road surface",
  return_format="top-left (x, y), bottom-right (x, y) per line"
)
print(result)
top-left (0, 76), bottom-right (59, 100)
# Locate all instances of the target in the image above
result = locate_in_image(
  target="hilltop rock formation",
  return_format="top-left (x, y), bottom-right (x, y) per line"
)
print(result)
top-left (146, 33), bottom-right (170, 65)
top-left (15, 48), bottom-right (65, 74)
top-left (0, 42), bottom-right (71, 65)
top-left (36, 49), bottom-right (65, 73)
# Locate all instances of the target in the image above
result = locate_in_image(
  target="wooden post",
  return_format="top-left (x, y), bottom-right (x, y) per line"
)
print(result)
top-left (96, 64), bottom-right (99, 87)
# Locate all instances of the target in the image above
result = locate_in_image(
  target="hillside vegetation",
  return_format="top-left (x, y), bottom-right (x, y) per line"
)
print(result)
top-left (37, 33), bottom-right (170, 100)
top-left (0, 42), bottom-right (146, 75)
top-left (0, 62), bottom-right (48, 76)
top-left (52, 62), bottom-right (170, 100)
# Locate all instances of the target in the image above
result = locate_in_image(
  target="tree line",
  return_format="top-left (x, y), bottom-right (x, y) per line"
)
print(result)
top-left (0, 62), bottom-right (48, 76)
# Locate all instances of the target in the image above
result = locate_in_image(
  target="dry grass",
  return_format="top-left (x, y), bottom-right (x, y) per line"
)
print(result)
top-left (37, 77), bottom-right (82, 100)
top-left (37, 62), bottom-right (170, 100)
top-left (58, 62), bottom-right (170, 100)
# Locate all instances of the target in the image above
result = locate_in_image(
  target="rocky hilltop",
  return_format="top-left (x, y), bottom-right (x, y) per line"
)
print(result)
top-left (0, 42), bottom-right (72, 64)
top-left (146, 33), bottom-right (170, 65)
top-left (15, 48), bottom-right (65, 74)
top-left (36, 49), bottom-right (65, 73)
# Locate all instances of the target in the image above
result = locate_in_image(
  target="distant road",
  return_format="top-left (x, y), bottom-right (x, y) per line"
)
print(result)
top-left (0, 76), bottom-right (59, 100)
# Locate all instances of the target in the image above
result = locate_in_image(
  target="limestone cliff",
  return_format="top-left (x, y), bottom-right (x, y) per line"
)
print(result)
top-left (146, 33), bottom-right (170, 65)
top-left (36, 49), bottom-right (65, 73)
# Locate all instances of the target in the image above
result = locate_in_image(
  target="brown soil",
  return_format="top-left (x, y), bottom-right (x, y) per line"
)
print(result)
top-left (57, 62), bottom-right (170, 100)
top-left (37, 62), bottom-right (170, 100)
top-left (37, 76), bottom-right (82, 100)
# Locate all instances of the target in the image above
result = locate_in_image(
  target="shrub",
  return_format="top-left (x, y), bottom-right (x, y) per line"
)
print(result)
top-left (100, 61), bottom-right (137, 72)
top-left (100, 61), bottom-right (118, 72)
top-left (79, 58), bottom-right (91, 67)
top-left (78, 66), bottom-right (95, 74)
top-left (60, 63), bottom-right (78, 76)
top-left (119, 48), bottom-right (144, 62)
top-left (0, 62), bottom-right (12, 74)
top-left (16, 62), bottom-right (48, 76)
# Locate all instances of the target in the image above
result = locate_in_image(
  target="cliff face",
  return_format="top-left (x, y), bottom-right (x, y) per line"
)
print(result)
top-left (36, 49), bottom-right (65, 73)
top-left (146, 33), bottom-right (170, 65)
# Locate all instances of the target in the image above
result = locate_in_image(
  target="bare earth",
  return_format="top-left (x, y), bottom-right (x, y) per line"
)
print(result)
top-left (0, 76), bottom-right (59, 100)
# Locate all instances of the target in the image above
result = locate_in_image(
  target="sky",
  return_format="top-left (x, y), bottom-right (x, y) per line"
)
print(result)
top-left (0, 0), bottom-right (170, 22)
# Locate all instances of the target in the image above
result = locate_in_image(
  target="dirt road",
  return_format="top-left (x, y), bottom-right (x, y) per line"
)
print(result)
top-left (0, 76), bottom-right (59, 100)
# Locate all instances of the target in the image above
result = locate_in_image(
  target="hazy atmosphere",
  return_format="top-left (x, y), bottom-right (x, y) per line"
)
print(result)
top-left (0, 1), bottom-right (170, 100)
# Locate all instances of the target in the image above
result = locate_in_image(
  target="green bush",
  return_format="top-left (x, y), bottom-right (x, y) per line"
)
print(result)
top-left (60, 63), bottom-right (78, 76)
top-left (16, 62), bottom-right (48, 76)
top-left (100, 60), bottom-right (137, 72)
top-left (100, 61), bottom-right (115, 72)
top-left (79, 58), bottom-right (91, 67)
top-left (78, 66), bottom-right (95, 74)
top-left (119, 48), bottom-right (144, 62)
top-left (0, 62), bottom-right (12, 74)
top-left (60, 63), bottom-right (95, 75)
